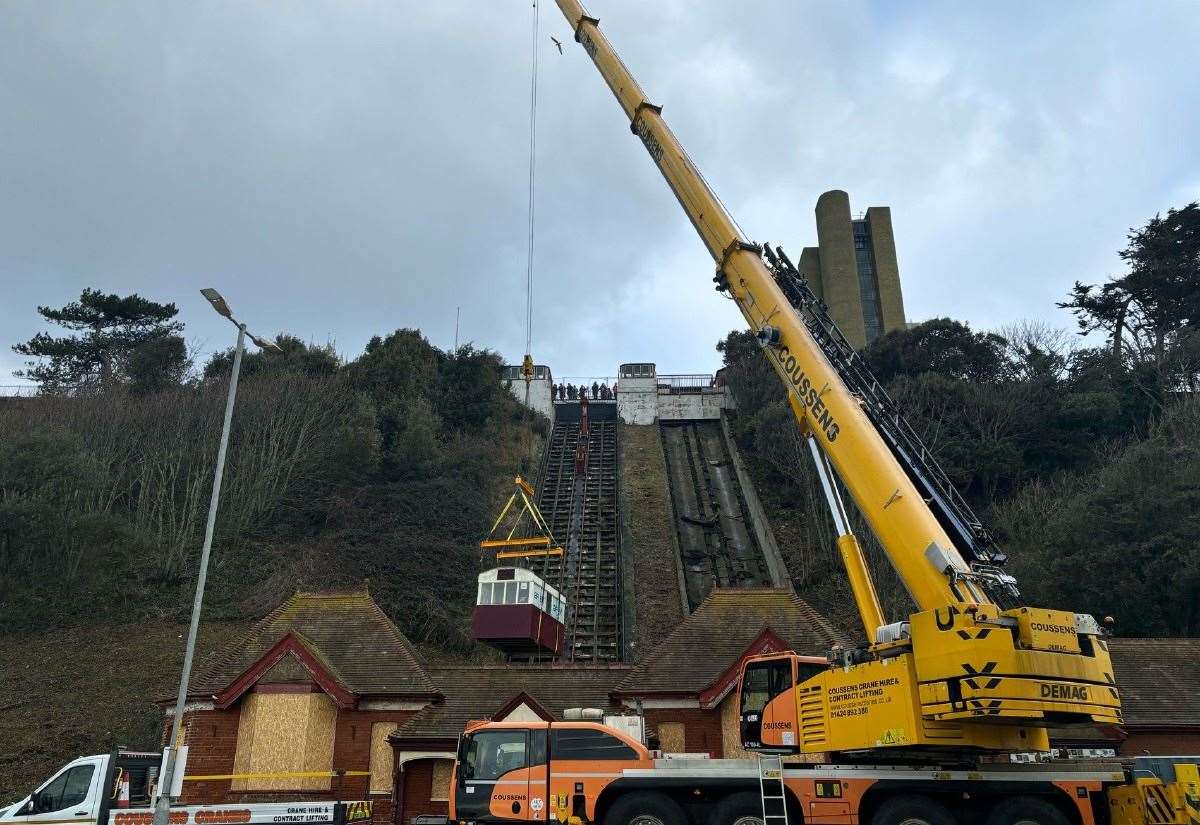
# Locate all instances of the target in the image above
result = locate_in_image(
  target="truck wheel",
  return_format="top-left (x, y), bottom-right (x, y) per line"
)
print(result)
top-left (871, 795), bottom-right (955, 825)
top-left (712, 792), bottom-right (765, 825)
top-left (605, 792), bottom-right (687, 825)
top-left (985, 797), bottom-right (1069, 825)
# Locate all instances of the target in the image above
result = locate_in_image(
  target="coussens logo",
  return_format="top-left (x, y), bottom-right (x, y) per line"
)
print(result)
top-left (772, 346), bottom-right (841, 442)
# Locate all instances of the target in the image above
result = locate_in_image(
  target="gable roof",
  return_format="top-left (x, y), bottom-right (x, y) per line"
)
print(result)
top-left (189, 591), bottom-right (437, 700)
top-left (393, 664), bottom-right (630, 742)
top-left (1108, 637), bottom-right (1200, 728)
top-left (212, 631), bottom-right (357, 709)
top-left (615, 588), bottom-right (844, 699)
top-left (492, 691), bottom-right (556, 722)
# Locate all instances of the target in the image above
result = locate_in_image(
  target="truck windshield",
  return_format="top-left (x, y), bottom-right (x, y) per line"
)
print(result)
top-left (465, 730), bottom-right (527, 781)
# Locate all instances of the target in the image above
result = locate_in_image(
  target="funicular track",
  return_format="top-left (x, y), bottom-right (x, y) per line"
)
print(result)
top-left (525, 403), bottom-right (622, 662)
top-left (660, 420), bottom-right (770, 610)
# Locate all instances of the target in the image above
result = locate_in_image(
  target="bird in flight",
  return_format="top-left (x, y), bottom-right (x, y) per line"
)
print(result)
top-left (550, 36), bottom-right (563, 54)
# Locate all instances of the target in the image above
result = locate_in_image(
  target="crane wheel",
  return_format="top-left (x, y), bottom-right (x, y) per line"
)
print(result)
top-left (985, 796), bottom-right (1069, 825)
top-left (711, 792), bottom-right (765, 825)
top-left (870, 795), bottom-right (955, 825)
top-left (605, 792), bottom-right (686, 825)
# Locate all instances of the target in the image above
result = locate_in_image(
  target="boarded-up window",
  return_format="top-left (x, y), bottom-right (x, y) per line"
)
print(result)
top-left (720, 695), bottom-right (750, 759)
top-left (232, 693), bottom-right (336, 790)
top-left (369, 723), bottom-right (400, 794)
top-left (656, 721), bottom-right (685, 753)
top-left (429, 760), bottom-right (453, 802)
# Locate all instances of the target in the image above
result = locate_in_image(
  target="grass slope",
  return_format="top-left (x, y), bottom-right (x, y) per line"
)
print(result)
top-left (0, 621), bottom-right (249, 803)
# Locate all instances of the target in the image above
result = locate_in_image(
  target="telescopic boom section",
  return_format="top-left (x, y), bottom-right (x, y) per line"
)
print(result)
top-left (555, 0), bottom-right (979, 614)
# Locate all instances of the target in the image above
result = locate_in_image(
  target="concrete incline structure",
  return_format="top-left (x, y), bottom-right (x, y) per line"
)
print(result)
top-left (503, 360), bottom-right (785, 629)
top-left (659, 420), bottom-right (786, 610)
top-left (618, 423), bottom-right (685, 658)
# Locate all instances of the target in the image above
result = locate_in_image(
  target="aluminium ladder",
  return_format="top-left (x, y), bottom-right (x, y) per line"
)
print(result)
top-left (757, 754), bottom-right (789, 825)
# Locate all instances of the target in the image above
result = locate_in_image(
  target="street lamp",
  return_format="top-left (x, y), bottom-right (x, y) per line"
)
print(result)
top-left (154, 289), bottom-right (280, 825)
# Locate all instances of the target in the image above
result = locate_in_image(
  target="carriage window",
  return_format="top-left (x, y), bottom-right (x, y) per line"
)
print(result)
top-left (517, 582), bottom-right (530, 604)
top-left (531, 584), bottom-right (545, 608)
top-left (505, 581), bottom-right (519, 604)
top-left (479, 582), bottom-right (493, 605)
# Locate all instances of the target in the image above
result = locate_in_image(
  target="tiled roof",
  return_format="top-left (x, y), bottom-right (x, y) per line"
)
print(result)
top-left (1108, 637), bottom-right (1200, 727)
top-left (190, 591), bottom-right (437, 698)
top-left (615, 588), bottom-right (844, 695)
top-left (393, 664), bottom-right (630, 740)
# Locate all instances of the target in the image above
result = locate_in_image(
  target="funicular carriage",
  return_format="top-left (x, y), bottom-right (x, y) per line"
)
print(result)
top-left (471, 567), bottom-right (566, 655)
top-left (470, 476), bottom-right (567, 656)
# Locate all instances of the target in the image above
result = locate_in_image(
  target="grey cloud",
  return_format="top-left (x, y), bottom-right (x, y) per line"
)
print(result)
top-left (2, 1), bottom-right (1196, 385)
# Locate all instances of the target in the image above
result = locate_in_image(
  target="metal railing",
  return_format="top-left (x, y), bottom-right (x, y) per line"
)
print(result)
top-left (657, 373), bottom-right (717, 390)
top-left (0, 384), bottom-right (42, 397)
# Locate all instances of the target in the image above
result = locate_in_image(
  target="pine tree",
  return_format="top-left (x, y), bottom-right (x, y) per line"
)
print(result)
top-left (13, 288), bottom-right (186, 393)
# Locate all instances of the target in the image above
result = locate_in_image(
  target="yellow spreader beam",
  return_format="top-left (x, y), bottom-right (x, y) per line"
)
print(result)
top-left (478, 476), bottom-right (564, 564)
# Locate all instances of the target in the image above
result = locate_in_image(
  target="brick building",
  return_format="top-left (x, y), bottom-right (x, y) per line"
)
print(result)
top-left (1108, 638), bottom-right (1200, 756)
top-left (166, 588), bottom-right (1200, 825)
top-left (163, 591), bottom-right (439, 825)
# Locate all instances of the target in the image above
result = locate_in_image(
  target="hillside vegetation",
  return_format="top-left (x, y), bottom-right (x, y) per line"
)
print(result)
top-left (2, 327), bottom-right (539, 644)
top-left (1, 321), bottom-right (539, 797)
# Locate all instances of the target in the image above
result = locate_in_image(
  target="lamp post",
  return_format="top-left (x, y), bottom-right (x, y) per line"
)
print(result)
top-left (153, 289), bottom-right (280, 825)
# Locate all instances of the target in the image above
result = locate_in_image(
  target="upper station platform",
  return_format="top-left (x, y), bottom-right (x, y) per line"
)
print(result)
top-left (501, 363), bottom-right (734, 424)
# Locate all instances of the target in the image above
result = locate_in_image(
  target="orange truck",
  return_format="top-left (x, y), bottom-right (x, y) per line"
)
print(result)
top-left (446, 718), bottom-right (1198, 825)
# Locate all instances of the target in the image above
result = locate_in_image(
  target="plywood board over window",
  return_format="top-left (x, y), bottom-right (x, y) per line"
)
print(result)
top-left (232, 693), bottom-right (336, 791)
top-left (369, 723), bottom-right (400, 795)
top-left (717, 695), bottom-right (824, 764)
top-left (429, 761), bottom-right (453, 803)
top-left (719, 695), bottom-right (750, 759)
top-left (656, 721), bottom-right (686, 754)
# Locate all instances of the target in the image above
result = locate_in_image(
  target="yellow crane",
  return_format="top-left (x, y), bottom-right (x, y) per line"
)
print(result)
top-left (552, 0), bottom-right (1119, 753)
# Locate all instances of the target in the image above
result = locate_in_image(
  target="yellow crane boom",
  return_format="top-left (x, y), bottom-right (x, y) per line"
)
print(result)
top-left (554, 0), bottom-right (1120, 754)
top-left (556, 0), bottom-right (973, 613)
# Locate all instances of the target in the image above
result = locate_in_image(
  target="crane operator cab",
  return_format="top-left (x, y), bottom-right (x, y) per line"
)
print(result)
top-left (472, 567), bottom-right (567, 656)
top-left (737, 653), bottom-right (829, 752)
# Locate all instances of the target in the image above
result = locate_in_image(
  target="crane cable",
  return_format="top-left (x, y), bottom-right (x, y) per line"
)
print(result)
top-left (524, 0), bottom-right (539, 365)
top-left (520, 0), bottom-right (541, 478)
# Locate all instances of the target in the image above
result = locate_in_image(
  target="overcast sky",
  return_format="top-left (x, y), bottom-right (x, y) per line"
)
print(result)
top-left (2, 1), bottom-right (1197, 386)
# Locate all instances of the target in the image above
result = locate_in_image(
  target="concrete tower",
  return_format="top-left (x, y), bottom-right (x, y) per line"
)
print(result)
top-left (801, 191), bottom-right (907, 350)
